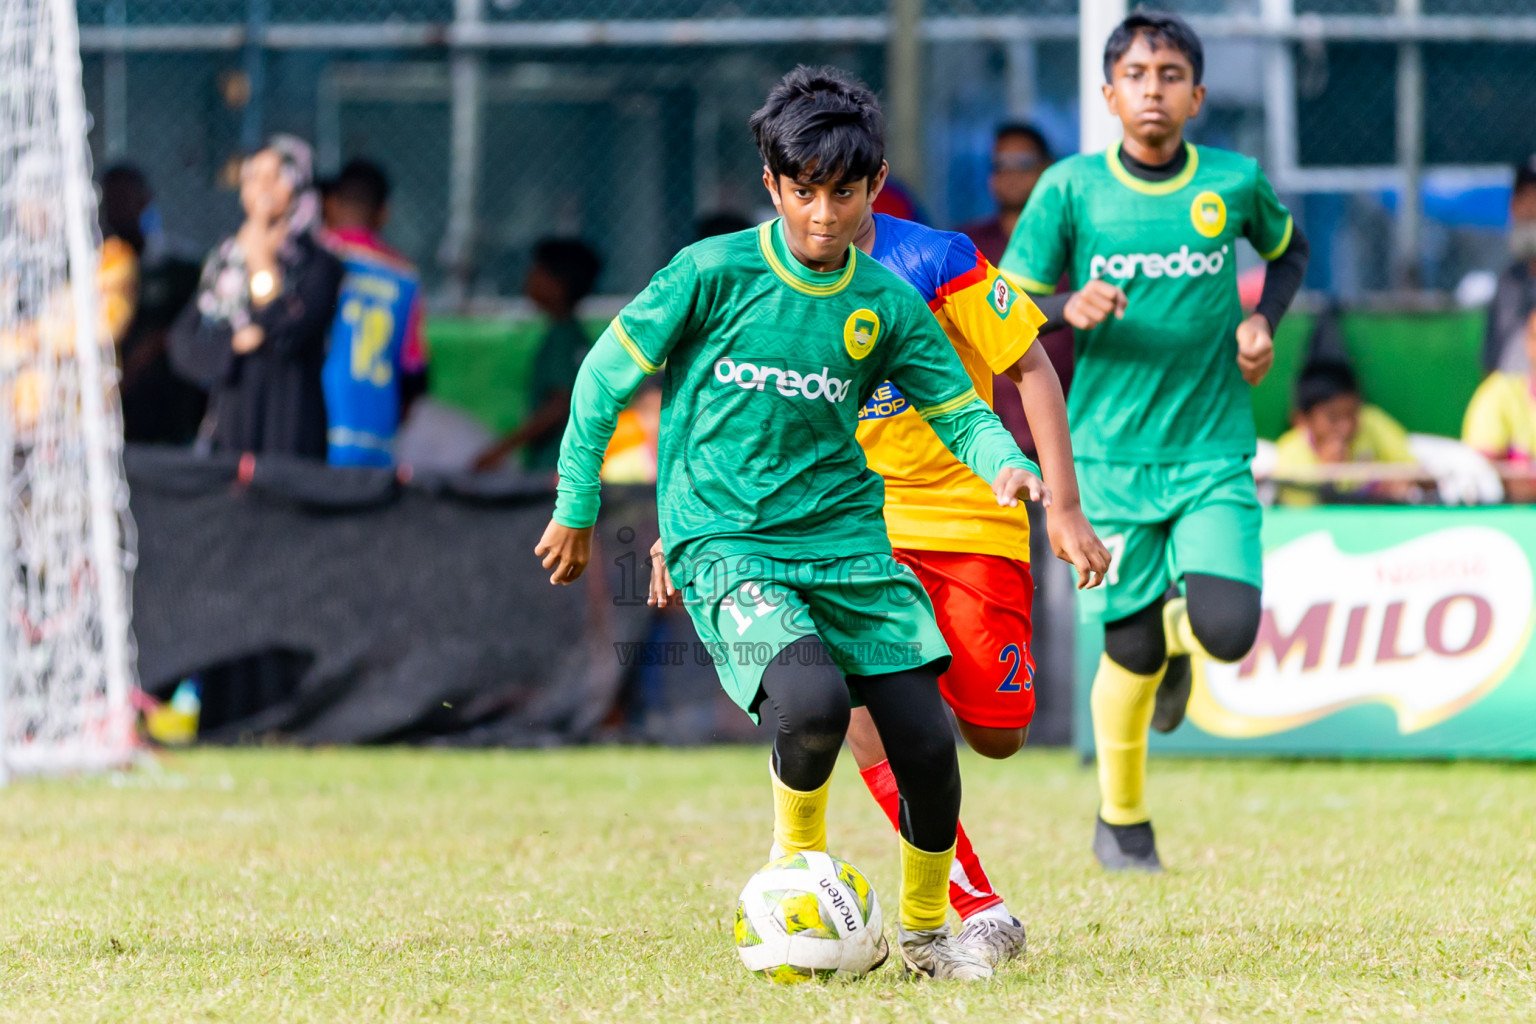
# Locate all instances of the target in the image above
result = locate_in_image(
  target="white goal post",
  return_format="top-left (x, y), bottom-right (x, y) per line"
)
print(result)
top-left (0, 0), bottom-right (138, 779)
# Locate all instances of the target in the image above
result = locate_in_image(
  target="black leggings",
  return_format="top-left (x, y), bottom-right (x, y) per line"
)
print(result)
top-left (1103, 572), bottom-right (1263, 675)
top-left (756, 635), bottom-right (961, 853)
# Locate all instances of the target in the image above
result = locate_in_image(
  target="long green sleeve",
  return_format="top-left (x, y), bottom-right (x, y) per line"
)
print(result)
top-left (922, 394), bottom-right (1041, 488)
top-left (553, 326), bottom-right (650, 528)
top-left (552, 246), bottom-right (700, 528)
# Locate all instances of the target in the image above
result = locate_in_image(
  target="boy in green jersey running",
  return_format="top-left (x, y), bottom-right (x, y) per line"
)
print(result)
top-left (1002, 12), bottom-right (1309, 872)
top-left (536, 66), bottom-right (1045, 980)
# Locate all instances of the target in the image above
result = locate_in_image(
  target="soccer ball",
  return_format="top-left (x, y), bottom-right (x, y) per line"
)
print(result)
top-left (734, 849), bottom-right (885, 983)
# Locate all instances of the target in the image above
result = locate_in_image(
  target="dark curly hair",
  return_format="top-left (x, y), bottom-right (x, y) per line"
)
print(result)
top-left (748, 65), bottom-right (885, 187)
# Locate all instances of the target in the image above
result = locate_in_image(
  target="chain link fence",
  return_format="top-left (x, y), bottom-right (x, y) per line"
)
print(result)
top-left (77, 0), bottom-right (1536, 302)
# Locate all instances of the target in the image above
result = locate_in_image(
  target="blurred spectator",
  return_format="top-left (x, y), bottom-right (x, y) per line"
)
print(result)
top-left (99, 164), bottom-right (149, 259)
top-left (102, 164), bottom-right (207, 444)
top-left (1464, 308), bottom-right (1536, 502)
top-left (1484, 156), bottom-right (1536, 373)
top-left (95, 164), bottom-right (143, 381)
top-left (473, 238), bottom-right (602, 472)
top-left (957, 122), bottom-right (1051, 264)
top-left (319, 158), bottom-right (427, 467)
top-left (1274, 358), bottom-right (1417, 506)
top-left (169, 136), bottom-right (343, 458)
top-left (956, 122), bottom-right (1072, 458)
top-left (3, 152), bottom-right (138, 436)
top-left (95, 201), bottom-right (138, 351)
top-left (695, 212), bottom-right (754, 240)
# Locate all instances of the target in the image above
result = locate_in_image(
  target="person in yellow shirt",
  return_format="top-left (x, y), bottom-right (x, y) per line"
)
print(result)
top-left (1274, 359), bottom-right (1417, 506)
top-left (599, 381), bottom-right (661, 484)
top-left (2, 150), bottom-right (138, 436)
top-left (1463, 309), bottom-right (1536, 502)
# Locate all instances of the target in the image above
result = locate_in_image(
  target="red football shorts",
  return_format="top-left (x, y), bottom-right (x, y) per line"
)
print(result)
top-left (893, 548), bottom-right (1036, 730)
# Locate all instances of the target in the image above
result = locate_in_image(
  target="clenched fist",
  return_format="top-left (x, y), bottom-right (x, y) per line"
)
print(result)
top-left (1236, 313), bottom-right (1274, 386)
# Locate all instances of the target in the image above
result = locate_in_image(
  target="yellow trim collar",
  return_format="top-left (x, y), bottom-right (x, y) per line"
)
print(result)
top-left (756, 220), bottom-right (858, 297)
top-left (1105, 142), bottom-right (1199, 196)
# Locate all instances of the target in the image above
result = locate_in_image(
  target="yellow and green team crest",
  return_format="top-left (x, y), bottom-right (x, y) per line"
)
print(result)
top-left (1190, 191), bottom-right (1227, 238)
top-left (843, 308), bottom-right (881, 360)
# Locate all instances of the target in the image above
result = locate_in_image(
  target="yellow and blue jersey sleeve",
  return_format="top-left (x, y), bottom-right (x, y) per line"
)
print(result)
top-left (855, 217), bottom-right (1037, 562)
top-left (931, 238), bottom-right (1046, 376)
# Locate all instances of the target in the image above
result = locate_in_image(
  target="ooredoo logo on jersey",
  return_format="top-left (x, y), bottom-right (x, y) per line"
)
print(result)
top-left (713, 358), bottom-right (852, 403)
top-left (1089, 244), bottom-right (1229, 282)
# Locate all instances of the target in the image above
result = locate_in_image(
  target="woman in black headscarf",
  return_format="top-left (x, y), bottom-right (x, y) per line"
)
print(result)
top-left (171, 135), bottom-right (343, 457)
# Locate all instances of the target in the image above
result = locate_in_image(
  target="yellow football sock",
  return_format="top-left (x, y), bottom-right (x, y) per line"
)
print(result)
top-left (1090, 654), bottom-right (1164, 826)
top-left (770, 758), bottom-right (829, 854)
top-left (899, 837), bottom-right (955, 932)
top-left (1163, 596), bottom-right (1211, 660)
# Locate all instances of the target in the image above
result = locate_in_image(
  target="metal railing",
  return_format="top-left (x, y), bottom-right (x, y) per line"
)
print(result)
top-left (80, 1), bottom-right (1536, 301)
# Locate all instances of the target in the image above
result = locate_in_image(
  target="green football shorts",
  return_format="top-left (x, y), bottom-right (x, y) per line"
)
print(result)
top-left (682, 552), bottom-right (952, 722)
top-left (1077, 455), bottom-right (1263, 624)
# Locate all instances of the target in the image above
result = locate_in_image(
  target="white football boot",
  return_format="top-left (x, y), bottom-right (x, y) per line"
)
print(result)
top-left (955, 906), bottom-right (1026, 968)
top-left (897, 923), bottom-right (994, 980)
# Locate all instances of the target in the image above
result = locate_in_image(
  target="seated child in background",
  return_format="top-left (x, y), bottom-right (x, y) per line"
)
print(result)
top-left (1463, 309), bottom-right (1536, 502)
top-left (1274, 359), bottom-right (1417, 506)
top-left (474, 238), bottom-right (603, 472)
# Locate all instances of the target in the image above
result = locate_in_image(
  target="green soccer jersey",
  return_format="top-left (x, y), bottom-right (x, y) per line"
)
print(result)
top-left (554, 220), bottom-right (1034, 586)
top-left (1002, 142), bottom-right (1294, 463)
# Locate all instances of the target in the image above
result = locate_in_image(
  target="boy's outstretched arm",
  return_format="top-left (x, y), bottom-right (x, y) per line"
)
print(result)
top-left (1004, 344), bottom-right (1110, 590)
top-left (536, 249), bottom-right (697, 585)
top-left (536, 329), bottom-right (652, 584)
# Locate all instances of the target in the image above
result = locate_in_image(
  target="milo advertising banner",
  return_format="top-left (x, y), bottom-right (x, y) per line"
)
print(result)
top-left (1074, 508), bottom-right (1536, 758)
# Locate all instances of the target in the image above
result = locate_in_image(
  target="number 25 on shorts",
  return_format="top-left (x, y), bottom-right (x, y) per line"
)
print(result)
top-left (997, 643), bottom-right (1033, 692)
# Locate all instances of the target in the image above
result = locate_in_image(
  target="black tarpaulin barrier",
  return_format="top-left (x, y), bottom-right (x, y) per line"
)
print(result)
top-left (127, 446), bottom-right (667, 746)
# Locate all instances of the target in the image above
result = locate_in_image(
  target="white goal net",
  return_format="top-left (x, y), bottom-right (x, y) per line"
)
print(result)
top-left (0, 0), bottom-right (137, 778)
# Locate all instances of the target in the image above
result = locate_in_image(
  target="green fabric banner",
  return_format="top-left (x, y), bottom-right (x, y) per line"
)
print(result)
top-left (1076, 507), bottom-right (1536, 759)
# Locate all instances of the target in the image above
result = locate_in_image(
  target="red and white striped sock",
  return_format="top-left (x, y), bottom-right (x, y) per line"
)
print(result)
top-left (857, 758), bottom-right (1005, 921)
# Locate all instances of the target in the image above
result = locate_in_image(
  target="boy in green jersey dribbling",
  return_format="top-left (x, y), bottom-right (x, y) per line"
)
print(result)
top-left (1002, 11), bottom-right (1310, 871)
top-left (536, 67), bottom-right (1047, 979)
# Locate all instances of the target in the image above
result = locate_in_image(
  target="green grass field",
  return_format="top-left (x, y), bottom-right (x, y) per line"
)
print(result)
top-left (2, 747), bottom-right (1532, 1023)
